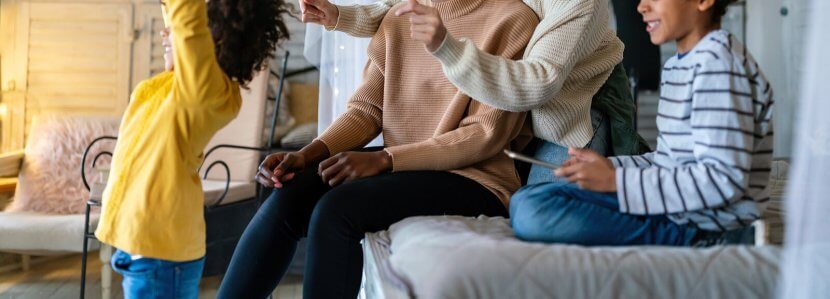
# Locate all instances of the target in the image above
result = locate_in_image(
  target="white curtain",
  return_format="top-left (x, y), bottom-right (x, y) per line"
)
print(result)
top-left (304, 1), bottom-right (384, 147)
top-left (779, 0), bottom-right (830, 297)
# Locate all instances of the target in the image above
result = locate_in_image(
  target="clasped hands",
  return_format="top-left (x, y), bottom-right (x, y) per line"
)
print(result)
top-left (299, 0), bottom-right (448, 52)
top-left (255, 147), bottom-right (392, 188)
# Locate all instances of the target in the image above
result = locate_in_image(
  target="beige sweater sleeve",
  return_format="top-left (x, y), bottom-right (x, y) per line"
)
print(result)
top-left (332, 0), bottom-right (402, 37)
top-left (315, 61), bottom-right (384, 155)
top-left (333, 0), bottom-right (614, 112)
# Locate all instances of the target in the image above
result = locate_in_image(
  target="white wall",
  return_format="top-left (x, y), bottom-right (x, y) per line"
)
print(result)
top-left (747, 0), bottom-right (810, 158)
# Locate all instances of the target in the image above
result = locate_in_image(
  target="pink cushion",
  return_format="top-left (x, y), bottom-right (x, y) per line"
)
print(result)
top-left (8, 116), bottom-right (120, 214)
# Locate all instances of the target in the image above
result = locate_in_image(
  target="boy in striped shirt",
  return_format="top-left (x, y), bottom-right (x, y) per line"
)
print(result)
top-left (509, 0), bottom-right (774, 246)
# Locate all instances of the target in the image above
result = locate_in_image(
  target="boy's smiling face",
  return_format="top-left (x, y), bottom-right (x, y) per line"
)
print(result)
top-left (637, 0), bottom-right (718, 52)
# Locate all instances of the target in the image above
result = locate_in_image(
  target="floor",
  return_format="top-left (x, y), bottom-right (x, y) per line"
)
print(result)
top-left (0, 252), bottom-right (303, 299)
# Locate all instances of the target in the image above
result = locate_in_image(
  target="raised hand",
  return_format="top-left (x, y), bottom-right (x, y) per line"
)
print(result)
top-left (395, 0), bottom-right (447, 52)
top-left (298, 0), bottom-right (339, 28)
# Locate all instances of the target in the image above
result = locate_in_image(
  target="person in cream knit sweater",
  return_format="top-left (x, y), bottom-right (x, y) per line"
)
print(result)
top-left (300, 0), bottom-right (648, 185)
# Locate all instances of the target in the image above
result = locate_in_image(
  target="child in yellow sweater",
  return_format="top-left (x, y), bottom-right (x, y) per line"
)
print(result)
top-left (94, 0), bottom-right (291, 297)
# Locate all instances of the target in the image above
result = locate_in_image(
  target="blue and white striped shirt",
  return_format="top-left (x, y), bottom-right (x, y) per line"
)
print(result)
top-left (609, 30), bottom-right (774, 232)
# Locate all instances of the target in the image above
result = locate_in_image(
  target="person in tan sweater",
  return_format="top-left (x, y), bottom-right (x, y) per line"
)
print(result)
top-left (217, 0), bottom-right (538, 297)
top-left (300, 0), bottom-right (650, 188)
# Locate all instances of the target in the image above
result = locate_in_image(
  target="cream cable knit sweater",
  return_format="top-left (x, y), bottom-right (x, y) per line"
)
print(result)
top-left (332, 0), bottom-right (624, 147)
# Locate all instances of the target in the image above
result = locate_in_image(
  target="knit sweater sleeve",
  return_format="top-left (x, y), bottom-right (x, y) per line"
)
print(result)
top-left (331, 0), bottom-right (402, 37)
top-left (427, 0), bottom-right (607, 112)
top-left (333, 0), bottom-right (613, 113)
top-left (384, 10), bottom-right (537, 171)
top-left (315, 61), bottom-right (384, 154)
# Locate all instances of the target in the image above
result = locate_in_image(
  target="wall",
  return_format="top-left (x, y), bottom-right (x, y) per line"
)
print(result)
top-left (747, 0), bottom-right (810, 158)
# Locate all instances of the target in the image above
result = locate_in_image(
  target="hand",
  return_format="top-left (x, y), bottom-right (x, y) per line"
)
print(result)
top-left (256, 152), bottom-right (306, 188)
top-left (554, 148), bottom-right (617, 192)
top-left (298, 0), bottom-right (339, 28)
top-left (318, 151), bottom-right (392, 186)
top-left (395, 0), bottom-right (447, 52)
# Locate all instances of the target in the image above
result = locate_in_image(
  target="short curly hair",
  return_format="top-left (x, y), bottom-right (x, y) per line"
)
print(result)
top-left (208, 0), bottom-right (293, 86)
top-left (711, 0), bottom-right (737, 24)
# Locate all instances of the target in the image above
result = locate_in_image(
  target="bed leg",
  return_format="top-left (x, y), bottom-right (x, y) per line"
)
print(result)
top-left (21, 254), bottom-right (30, 271)
top-left (100, 244), bottom-right (113, 299)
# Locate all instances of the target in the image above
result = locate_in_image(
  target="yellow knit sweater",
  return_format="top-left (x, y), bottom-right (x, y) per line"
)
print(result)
top-left (334, 0), bottom-right (624, 147)
top-left (95, 0), bottom-right (241, 261)
top-left (317, 0), bottom-right (538, 205)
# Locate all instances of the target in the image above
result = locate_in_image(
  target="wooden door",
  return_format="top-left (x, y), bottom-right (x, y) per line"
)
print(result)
top-left (18, 1), bottom-right (134, 124)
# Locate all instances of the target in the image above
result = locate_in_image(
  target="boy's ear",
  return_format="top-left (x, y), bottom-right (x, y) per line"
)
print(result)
top-left (697, 0), bottom-right (717, 12)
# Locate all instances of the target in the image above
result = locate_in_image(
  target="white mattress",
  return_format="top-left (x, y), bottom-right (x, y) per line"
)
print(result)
top-left (362, 216), bottom-right (782, 299)
top-left (0, 211), bottom-right (100, 253)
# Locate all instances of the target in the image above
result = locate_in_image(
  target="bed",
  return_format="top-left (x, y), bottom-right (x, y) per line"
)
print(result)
top-left (361, 215), bottom-right (782, 299)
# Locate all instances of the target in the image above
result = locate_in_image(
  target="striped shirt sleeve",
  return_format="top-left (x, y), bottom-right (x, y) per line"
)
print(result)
top-left (609, 152), bottom-right (657, 168)
top-left (616, 58), bottom-right (755, 215)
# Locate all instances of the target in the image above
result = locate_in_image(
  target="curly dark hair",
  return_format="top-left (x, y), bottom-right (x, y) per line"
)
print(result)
top-left (711, 0), bottom-right (737, 24)
top-left (208, 0), bottom-right (293, 86)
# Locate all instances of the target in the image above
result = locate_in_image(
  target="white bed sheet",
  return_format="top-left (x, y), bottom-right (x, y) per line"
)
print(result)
top-left (363, 215), bottom-right (782, 299)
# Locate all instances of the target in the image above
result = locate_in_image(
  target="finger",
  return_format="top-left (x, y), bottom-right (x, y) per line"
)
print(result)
top-left (318, 156), bottom-right (339, 175)
top-left (320, 160), bottom-right (346, 182)
top-left (327, 169), bottom-right (351, 186)
top-left (282, 172), bottom-right (296, 182)
top-left (259, 162), bottom-right (274, 180)
top-left (302, 15), bottom-right (323, 24)
top-left (297, 0), bottom-right (306, 11)
top-left (395, 5), bottom-right (416, 16)
top-left (256, 173), bottom-right (275, 188)
top-left (409, 15), bottom-right (431, 25)
top-left (555, 163), bottom-right (581, 177)
top-left (304, 6), bottom-right (325, 17)
top-left (569, 147), bottom-right (599, 162)
top-left (272, 155), bottom-right (295, 180)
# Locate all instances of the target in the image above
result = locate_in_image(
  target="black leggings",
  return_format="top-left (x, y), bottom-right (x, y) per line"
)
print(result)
top-left (216, 167), bottom-right (508, 299)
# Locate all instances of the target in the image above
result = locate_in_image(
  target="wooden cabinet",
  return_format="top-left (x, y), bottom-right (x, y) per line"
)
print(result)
top-left (0, 0), bottom-right (164, 150)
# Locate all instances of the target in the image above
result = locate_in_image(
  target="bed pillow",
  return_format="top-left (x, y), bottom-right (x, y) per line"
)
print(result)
top-left (7, 116), bottom-right (120, 214)
top-left (280, 123), bottom-right (317, 150)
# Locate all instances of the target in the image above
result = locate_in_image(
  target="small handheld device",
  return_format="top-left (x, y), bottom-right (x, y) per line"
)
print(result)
top-left (504, 150), bottom-right (561, 170)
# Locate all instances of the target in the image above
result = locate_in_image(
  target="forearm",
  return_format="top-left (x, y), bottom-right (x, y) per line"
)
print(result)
top-left (298, 140), bottom-right (331, 165)
top-left (332, 0), bottom-right (400, 37)
top-left (616, 162), bottom-right (747, 215)
top-left (429, 2), bottom-right (611, 112)
top-left (167, 0), bottom-right (229, 104)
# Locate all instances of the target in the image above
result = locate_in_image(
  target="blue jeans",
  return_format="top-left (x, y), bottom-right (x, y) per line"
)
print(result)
top-left (111, 249), bottom-right (205, 299)
top-left (528, 108), bottom-right (611, 185)
top-left (510, 182), bottom-right (700, 246)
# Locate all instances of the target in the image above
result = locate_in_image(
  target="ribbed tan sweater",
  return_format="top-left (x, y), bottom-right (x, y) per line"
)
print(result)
top-left (317, 0), bottom-right (538, 204)
top-left (333, 0), bottom-right (623, 147)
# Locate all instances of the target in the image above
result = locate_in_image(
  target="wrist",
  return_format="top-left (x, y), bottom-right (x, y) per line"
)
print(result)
top-left (377, 150), bottom-right (393, 171)
top-left (326, 5), bottom-right (340, 29)
top-left (299, 140), bottom-right (331, 165)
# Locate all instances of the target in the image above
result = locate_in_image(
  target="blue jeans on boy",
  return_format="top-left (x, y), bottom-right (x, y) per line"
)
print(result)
top-left (111, 249), bottom-right (205, 299)
top-left (510, 182), bottom-right (754, 246)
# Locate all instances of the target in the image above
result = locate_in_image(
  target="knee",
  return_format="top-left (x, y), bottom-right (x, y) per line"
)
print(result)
top-left (309, 185), bottom-right (362, 231)
top-left (253, 189), bottom-right (307, 240)
top-left (510, 186), bottom-right (577, 243)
